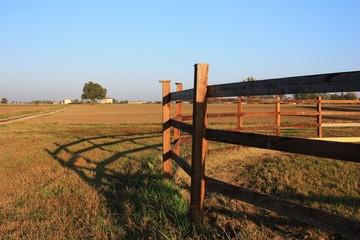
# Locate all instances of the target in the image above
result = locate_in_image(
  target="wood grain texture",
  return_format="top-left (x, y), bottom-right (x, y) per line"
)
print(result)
top-left (322, 123), bottom-right (360, 127)
top-left (207, 71), bottom-right (360, 98)
top-left (207, 98), bottom-right (321, 104)
top-left (205, 177), bottom-right (360, 240)
top-left (317, 96), bottom-right (322, 138)
top-left (190, 63), bottom-right (209, 225)
top-left (160, 80), bottom-right (171, 179)
top-left (170, 71), bottom-right (360, 100)
top-left (310, 137), bottom-right (360, 142)
top-left (174, 83), bottom-right (183, 156)
top-left (170, 89), bottom-right (193, 101)
top-left (321, 111), bottom-right (360, 116)
top-left (206, 128), bottom-right (360, 163)
top-left (275, 95), bottom-right (280, 136)
top-left (170, 146), bottom-right (191, 176)
top-left (170, 119), bottom-right (193, 134)
top-left (237, 96), bottom-right (243, 129)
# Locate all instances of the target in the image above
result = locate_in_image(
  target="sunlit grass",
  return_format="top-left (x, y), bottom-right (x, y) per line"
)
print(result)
top-left (0, 121), bottom-right (359, 239)
top-left (0, 106), bottom-right (65, 119)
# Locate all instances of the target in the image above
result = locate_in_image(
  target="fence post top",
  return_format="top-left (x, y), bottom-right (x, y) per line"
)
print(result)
top-left (194, 63), bottom-right (210, 66)
top-left (159, 80), bottom-right (171, 83)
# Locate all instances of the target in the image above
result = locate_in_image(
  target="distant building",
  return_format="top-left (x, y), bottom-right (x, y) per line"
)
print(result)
top-left (52, 101), bottom-right (60, 104)
top-left (61, 99), bottom-right (72, 104)
top-left (128, 101), bottom-right (145, 104)
top-left (100, 97), bottom-right (113, 104)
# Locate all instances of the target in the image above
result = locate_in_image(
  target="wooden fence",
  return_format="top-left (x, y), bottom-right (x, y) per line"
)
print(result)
top-left (159, 64), bottom-right (360, 239)
top-left (179, 95), bottom-right (360, 139)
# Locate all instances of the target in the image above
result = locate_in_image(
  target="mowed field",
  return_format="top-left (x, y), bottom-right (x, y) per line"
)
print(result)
top-left (0, 104), bottom-right (63, 119)
top-left (24, 103), bottom-right (360, 125)
top-left (0, 104), bottom-right (359, 239)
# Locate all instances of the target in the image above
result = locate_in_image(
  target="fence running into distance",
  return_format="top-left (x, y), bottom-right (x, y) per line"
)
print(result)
top-left (159, 64), bottom-right (360, 239)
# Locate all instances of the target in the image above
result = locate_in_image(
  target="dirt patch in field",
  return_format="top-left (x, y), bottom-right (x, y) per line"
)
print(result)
top-left (0, 104), bottom-right (57, 117)
top-left (25, 103), bottom-right (360, 125)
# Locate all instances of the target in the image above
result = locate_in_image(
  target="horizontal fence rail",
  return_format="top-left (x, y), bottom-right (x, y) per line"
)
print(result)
top-left (205, 177), bottom-right (360, 240)
top-left (206, 128), bottom-right (360, 163)
top-left (160, 64), bottom-right (360, 239)
top-left (171, 71), bottom-right (360, 101)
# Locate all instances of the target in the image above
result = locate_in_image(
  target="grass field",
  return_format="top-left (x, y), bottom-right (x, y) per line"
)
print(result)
top-left (0, 104), bottom-right (359, 239)
top-left (21, 103), bottom-right (360, 125)
top-left (0, 104), bottom-right (65, 120)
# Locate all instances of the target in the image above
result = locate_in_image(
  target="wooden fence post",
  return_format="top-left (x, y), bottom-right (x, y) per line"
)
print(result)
top-left (275, 95), bottom-right (280, 136)
top-left (174, 83), bottom-right (183, 155)
top-left (237, 96), bottom-right (243, 130)
top-left (159, 80), bottom-right (171, 179)
top-left (190, 63), bottom-right (209, 225)
top-left (317, 96), bottom-right (322, 138)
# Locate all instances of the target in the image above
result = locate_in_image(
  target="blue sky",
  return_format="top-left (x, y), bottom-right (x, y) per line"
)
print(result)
top-left (1, 1), bottom-right (359, 102)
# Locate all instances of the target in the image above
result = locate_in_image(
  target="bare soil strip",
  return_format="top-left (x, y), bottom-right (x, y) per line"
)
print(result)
top-left (0, 108), bottom-right (69, 125)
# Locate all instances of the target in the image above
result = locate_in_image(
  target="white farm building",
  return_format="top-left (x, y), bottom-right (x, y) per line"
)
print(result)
top-left (100, 97), bottom-right (113, 104)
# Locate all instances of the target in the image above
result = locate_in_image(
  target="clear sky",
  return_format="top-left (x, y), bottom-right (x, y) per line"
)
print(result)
top-left (1, 1), bottom-right (359, 102)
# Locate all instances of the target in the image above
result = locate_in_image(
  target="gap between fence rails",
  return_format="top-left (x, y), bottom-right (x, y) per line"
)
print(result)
top-left (159, 64), bottom-right (360, 239)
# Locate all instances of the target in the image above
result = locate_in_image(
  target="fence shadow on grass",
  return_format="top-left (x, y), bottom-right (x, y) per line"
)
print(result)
top-left (45, 131), bottom-right (191, 239)
top-left (45, 131), bottom-right (356, 238)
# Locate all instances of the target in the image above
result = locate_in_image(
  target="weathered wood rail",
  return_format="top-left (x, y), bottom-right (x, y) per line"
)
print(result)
top-left (180, 96), bottom-right (360, 138)
top-left (159, 64), bottom-right (360, 239)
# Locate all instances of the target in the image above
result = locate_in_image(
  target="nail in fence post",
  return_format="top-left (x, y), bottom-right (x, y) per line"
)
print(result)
top-left (159, 80), bottom-right (171, 179)
top-left (237, 96), bottom-right (243, 130)
top-left (190, 63), bottom-right (209, 226)
top-left (275, 95), bottom-right (281, 136)
top-left (317, 96), bottom-right (322, 138)
top-left (174, 83), bottom-right (183, 156)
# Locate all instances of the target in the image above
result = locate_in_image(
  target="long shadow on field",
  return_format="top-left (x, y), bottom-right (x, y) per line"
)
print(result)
top-left (45, 131), bottom-right (190, 239)
top-left (301, 105), bottom-right (360, 122)
top-left (204, 192), bottom-right (357, 240)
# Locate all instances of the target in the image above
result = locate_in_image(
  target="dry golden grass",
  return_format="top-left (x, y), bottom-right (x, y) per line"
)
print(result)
top-left (23, 103), bottom-right (360, 125)
top-left (175, 142), bottom-right (360, 239)
top-left (0, 104), bottom-right (59, 119)
top-left (1, 103), bottom-right (359, 239)
top-left (0, 123), bottom-right (166, 239)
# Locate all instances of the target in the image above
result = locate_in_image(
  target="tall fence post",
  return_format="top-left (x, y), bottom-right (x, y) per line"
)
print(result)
top-left (317, 96), bottom-right (322, 138)
top-left (159, 80), bottom-right (171, 179)
top-left (237, 96), bottom-right (243, 130)
top-left (174, 83), bottom-right (183, 156)
top-left (190, 63), bottom-right (210, 225)
top-left (275, 95), bottom-right (281, 136)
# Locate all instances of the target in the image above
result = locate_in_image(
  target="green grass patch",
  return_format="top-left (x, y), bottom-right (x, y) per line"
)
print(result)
top-left (0, 121), bottom-right (359, 239)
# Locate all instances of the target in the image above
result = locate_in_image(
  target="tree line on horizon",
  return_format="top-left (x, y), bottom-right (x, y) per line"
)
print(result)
top-left (1, 79), bottom-right (358, 105)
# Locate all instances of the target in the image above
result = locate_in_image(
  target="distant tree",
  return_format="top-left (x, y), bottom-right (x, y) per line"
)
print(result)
top-left (328, 92), bottom-right (357, 100)
top-left (292, 94), bottom-right (300, 100)
top-left (242, 76), bottom-right (261, 99)
top-left (81, 81), bottom-right (107, 105)
top-left (303, 93), bottom-right (318, 100)
top-left (1, 98), bottom-right (8, 104)
top-left (262, 95), bottom-right (274, 99)
top-left (292, 93), bottom-right (318, 100)
top-left (344, 92), bottom-right (358, 100)
top-left (319, 93), bottom-right (330, 100)
top-left (34, 100), bottom-right (40, 105)
top-left (243, 76), bottom-right (256, 82)
top-left (292, 92), bottom-right (357, 101)
top-left (73, 99), bottom-right (80, 104)
top-left (114, 99), bottom-right (128, 104)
